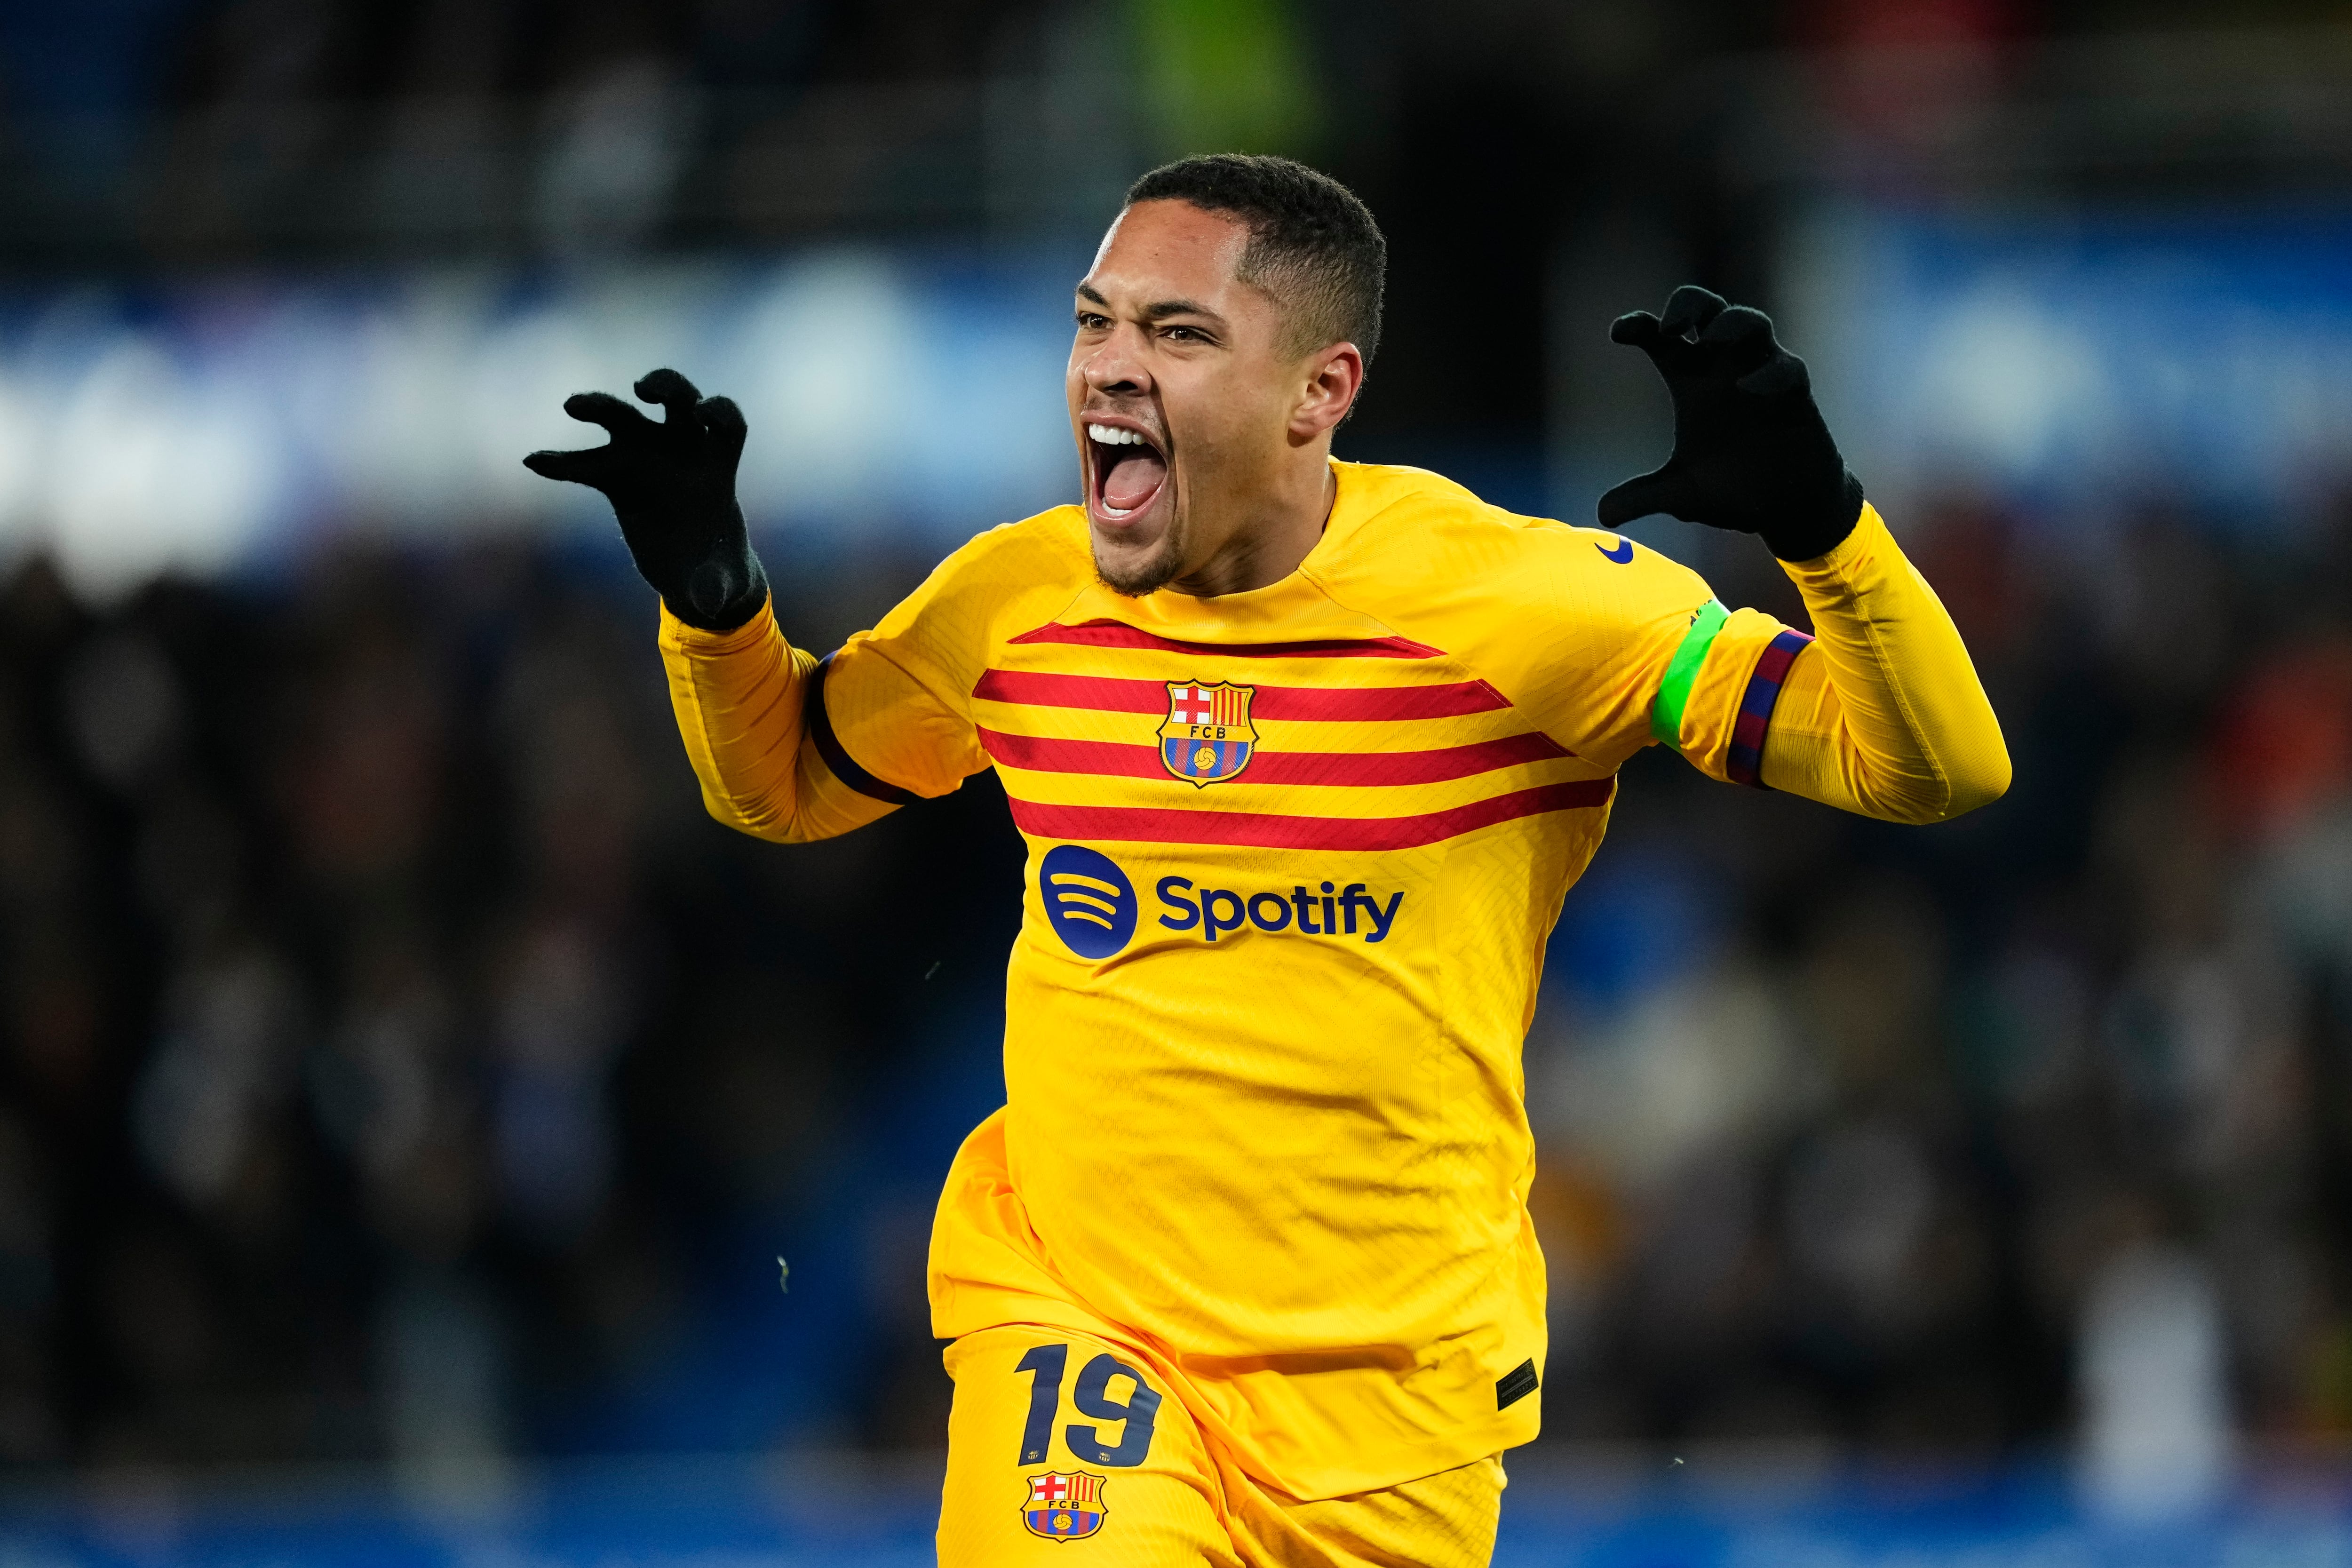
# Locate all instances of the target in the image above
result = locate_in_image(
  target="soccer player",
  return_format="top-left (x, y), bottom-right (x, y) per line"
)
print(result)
top-left (524, 155), bottom-right (2007, 1567)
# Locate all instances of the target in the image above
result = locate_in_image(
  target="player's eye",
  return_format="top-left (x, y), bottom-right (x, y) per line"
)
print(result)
top-left (1162, 326), bottom-right (1206, 343)
top-left (1075, 312), bottom-right (1109, 330)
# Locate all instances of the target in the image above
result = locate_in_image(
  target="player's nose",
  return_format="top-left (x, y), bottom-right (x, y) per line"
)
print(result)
top-left (1079, 334), bottom-right (1152, 398)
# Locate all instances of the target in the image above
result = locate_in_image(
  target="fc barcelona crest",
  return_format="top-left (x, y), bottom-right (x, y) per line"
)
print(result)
top-left (1022, 1471), bottom-right (1108, 1540)
top-left (1160, 681), bottom-right (1257, 788)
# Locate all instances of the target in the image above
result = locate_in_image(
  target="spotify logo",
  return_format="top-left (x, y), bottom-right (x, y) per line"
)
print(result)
top-left (1039, 844), bottom-right (1137, 959)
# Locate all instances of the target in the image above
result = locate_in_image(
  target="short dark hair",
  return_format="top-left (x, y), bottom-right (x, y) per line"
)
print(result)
top-left (1124, 154), bottom-right (1386, 367)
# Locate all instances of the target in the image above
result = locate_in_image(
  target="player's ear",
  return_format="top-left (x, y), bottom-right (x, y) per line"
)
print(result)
top-left (1290, 342), bottom-right (1364, 443)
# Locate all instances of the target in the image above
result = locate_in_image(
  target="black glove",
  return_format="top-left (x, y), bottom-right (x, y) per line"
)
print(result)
top-left (1597, 286), bottom-right (1864, 562)
top-left (523, 368), bottom-right (769, 631)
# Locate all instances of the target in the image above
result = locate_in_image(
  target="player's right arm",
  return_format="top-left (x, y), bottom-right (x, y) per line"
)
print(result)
top-left (659, 604), bottom-right (896, 844)
top-left (657, 557), bottom-right (1000, 844)
top-left (523, 367), bottom-right (1000, 844)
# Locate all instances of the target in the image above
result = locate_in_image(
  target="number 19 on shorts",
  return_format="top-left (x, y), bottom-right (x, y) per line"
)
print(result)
top-left (1013, 1343), bottom-right (1160, 1542)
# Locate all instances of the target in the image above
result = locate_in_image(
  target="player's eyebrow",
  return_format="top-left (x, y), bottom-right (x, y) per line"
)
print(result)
top-left (1073, 283), bottom-right (1228, 330)
top-left (1140, 298), bottom-right (1225, 327)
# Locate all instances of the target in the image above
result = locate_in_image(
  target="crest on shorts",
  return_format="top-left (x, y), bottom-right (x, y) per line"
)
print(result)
top-left (1022, 1471), bottom-right (1107, 1540)
top-left (1160, 681), bottom-right (1257, 787)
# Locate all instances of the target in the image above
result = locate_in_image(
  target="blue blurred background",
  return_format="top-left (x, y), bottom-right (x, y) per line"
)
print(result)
top-left (9, 0), bottom-right (2352, 1562)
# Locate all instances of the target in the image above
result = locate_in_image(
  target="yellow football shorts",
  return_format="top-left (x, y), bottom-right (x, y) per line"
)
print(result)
top-left (938, 1323), bottom-right (1505, 1567)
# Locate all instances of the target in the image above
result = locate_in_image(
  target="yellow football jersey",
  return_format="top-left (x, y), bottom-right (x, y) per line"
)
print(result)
top-left (657, 460), bottom-right (2001, 1500)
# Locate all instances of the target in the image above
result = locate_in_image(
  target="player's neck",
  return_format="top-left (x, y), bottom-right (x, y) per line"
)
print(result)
top-left (1166, 459), bottom-right (1336, 599)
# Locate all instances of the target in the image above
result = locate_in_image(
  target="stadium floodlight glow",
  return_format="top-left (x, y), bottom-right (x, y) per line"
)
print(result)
top-left (0, 252), bottom-right (1073, 596)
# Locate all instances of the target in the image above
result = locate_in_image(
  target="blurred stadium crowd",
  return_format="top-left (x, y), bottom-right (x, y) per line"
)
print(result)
top-left (4, 475), bottom-right (2352, 1472)
top-left (0, 533), bottom-right (1031, 1467)
top-left (1529, 501), bottom-right (2352, 1464)
top-left (8, 0), bottom-right (2352, 1500)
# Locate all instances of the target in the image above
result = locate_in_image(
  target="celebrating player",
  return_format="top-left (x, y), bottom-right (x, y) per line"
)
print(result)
top-left (525, 154), bottom-right (2008, 1568)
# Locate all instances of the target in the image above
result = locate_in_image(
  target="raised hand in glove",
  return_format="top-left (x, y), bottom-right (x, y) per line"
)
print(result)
top-left (523, 368), bottom-right (769, 631)
top-left (1598, 286), bottom-right (1864, 562)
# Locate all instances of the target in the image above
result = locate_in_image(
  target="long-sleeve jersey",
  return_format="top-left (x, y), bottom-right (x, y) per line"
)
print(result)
top-left (657, 460), bottom-right (2008, 1499)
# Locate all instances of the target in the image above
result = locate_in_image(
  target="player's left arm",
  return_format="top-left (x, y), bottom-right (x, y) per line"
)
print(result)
top-left (1600, 287), bottom-right (2009, 824)
top-left (1748, 505), bottom-right (2008, 821)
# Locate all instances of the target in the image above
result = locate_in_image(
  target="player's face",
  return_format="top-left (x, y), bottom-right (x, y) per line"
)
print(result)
top-left (1068, 200), bottom-right (1316, 596)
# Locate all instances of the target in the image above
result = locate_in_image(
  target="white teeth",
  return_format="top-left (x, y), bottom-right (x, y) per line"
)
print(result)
top-left (1088, 423), bottom-right (1144, 446)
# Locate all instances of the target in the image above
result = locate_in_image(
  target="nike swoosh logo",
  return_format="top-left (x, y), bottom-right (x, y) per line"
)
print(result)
top-left (1597, 536), bottom-right (1634, 563)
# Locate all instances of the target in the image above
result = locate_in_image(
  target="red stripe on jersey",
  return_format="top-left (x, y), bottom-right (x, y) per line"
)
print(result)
top-left (979, 726), bottom-right (1166, 778)
top-left (1009, 620), bottom-right (1445, 660)
top-left (979, 727), bottom-right (1573, 785)
top-left (973, 669), bottom-right (1511, 720)
top-left (974, 670), bottom-right (1157, 713)
top-left (1003, 778), bottom-right (1614, 851)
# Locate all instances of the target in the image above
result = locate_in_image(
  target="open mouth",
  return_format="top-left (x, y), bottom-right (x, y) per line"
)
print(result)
top-left (1086, 422), bottom-right (1168, 522)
